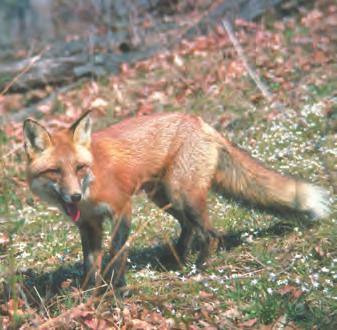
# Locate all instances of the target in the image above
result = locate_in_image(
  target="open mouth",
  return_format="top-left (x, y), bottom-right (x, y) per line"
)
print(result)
top-left (62, 202), bottom-right (81, 222)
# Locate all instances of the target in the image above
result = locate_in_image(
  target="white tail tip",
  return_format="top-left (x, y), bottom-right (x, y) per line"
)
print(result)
top-left (299, 184), bottom-right (331, 219)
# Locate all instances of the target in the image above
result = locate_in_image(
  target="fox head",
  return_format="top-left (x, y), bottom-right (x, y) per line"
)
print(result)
top-left (23, 112), bottom-right (94, 222)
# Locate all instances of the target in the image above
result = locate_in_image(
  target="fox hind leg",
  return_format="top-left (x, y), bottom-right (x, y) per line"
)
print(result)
top-left (145, 184), bottom-right (195, 263)
top-left (181, 195), bottom-right (219, 267)
top-left (164, 140), bottom-right (219, 266)
top-left (146, 183), bottom-right (218, 266)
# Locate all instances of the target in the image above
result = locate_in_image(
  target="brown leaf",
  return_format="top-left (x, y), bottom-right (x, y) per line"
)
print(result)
top-left (292, 289), bottom-right (304, 299)
top-left (259, 325), bottom-right (273, 330)
top-left (301, 10), bottom-right (323, 27)
top-left (60, 279), bottom-right (72, 289)
top-left (0, 233), bottom-right (9, 249)
top-left (90, 81), bottom-right (99, 95)
top-left (69, 306), bottom-right (94, 320)
top-left (143, 311), bottom-right (166, 325)
top-left (238, 318), bottom-right (257, 328)
top-left (202, 302), bottom-right (215, 313)
top-left (36, 101), bottom-right (53, 115)
top-left (275, 315), bottom-right (288, 328)
top-left (120, 63), bottom-right (130, 75)
top-left (1, 299), bottom-right (25, 318)
top-left (0, 316), bottom-right (10, 329)
top-left (265, 110), bottom-right (281, 122)
top-left (218, 113), bottom-right (234, 129)
top-left (278, 285), bottom-right (294, 295)
top-left (222, 306), bottom-right (241, 320)
top-left (190, 36), bottom-right (211, 52)
top-left (198, 320), bottom-right (217, 329)
top-left (84, 318), bottom-right (108, 330)
top-left (314, 245), bottom-right (325, 258)
top-left (283, 322), bottom-right (302, 330)
top-left (235, 19), bottom-right (257, 29)
top-left (313, 51), bottom-right (329, 65)
top-left (199, 291), bottom-right (213, 299)
top-left (89, 98), bottom-right (108, 114)
top-left (189, 324), bottom-right (202, 330)
top-left (127, 319), bottom-right (153, 330)
top-left (225, 61), bottom-right (245, 81)
top-left (250, 93), bottom-right (264, 103)
top-left (1, 94), bottom-right (24, 113)
top-left (278, 285), bottom-right (303, 299)
top-left (137, 102), bottom-right (154, 116)
top-left (249, 138), bottom-right (257, 146)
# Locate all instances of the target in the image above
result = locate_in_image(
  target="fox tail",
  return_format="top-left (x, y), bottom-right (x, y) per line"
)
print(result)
top-left (213, 138), bottom-right (330, 219)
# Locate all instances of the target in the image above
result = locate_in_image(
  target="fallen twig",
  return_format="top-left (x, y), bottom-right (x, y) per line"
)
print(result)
top-left (102, 218), bottom-right (150, 279)
top-left (2, 145), bottom-right (23, 159)
top-left (0, 47), bottom-right (47, 96)
top-left (33, 286), bottom-right (50, 320)
top-left (222, 19), bottom-right (272, 102)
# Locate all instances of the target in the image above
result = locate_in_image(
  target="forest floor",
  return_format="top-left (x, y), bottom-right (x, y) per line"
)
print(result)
top-left (0, 0), bottom-right (336, 328)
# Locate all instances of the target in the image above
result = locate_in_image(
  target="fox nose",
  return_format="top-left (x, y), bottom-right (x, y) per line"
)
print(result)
top-left (71, 193), bottom-right (82, 203)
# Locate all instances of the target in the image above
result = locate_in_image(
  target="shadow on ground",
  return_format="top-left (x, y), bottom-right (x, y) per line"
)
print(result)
top-left (2, 215), bottom-right (315, 306)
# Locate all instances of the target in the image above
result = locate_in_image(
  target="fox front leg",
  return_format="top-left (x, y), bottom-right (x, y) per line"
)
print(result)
top-left (78, 220), bottom-right (103, 289)
top-left (104, 215), bottom-right (131, 289)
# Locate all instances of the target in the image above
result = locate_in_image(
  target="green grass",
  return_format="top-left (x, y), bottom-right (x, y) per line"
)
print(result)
top-left (1, 103), bottom-right (336, 328)
top-left (1, 2), bottom-right (336, 327)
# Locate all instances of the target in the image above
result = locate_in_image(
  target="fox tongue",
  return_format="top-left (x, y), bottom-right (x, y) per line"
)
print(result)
top-left (64, 203), bottom-right (80, 222)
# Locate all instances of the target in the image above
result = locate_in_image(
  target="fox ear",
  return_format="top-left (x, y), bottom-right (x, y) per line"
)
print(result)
top-left (70, 111), bottom-right (92, 147)
top-left (23, 119), bottom-right (52, 160)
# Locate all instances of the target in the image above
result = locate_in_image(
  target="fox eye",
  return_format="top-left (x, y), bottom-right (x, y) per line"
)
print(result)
top-left (47, 168), bottom-right (61, 174)
top-left (39, 168), bottom-right (61, 177)
top-left (76, 164), bottom-right (87, 172)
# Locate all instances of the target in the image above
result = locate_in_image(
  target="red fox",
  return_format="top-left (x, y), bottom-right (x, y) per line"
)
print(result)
top-left (23, 112), bottom-right (330, 288)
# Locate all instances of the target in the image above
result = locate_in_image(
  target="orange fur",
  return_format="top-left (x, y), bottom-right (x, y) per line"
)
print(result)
top-left (23, 112), bottom-right (330, 289)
